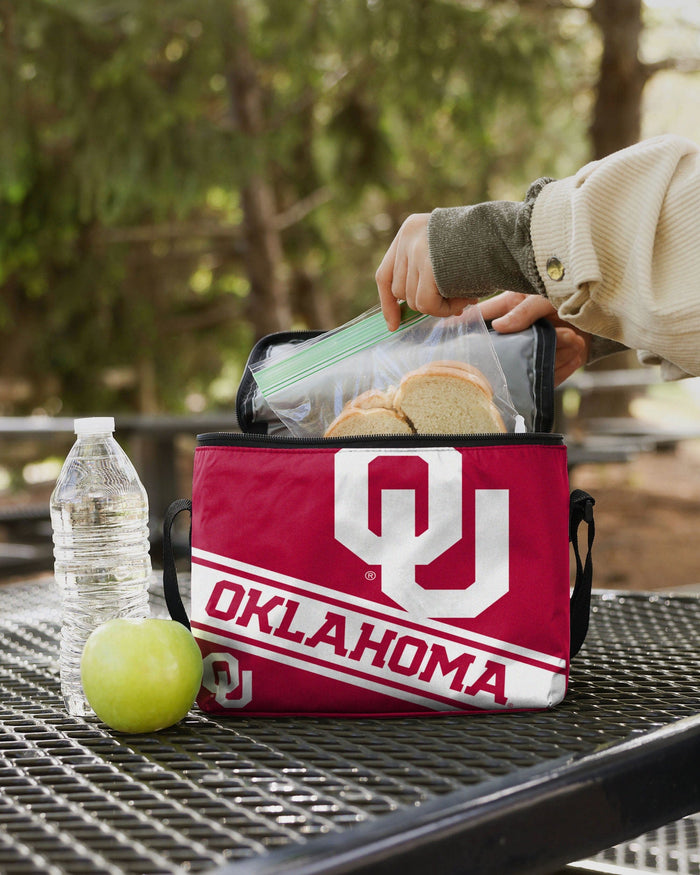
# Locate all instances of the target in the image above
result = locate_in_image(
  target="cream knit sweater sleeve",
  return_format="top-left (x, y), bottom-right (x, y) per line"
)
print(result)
top-left (532, 134), bottom-right (700, 376)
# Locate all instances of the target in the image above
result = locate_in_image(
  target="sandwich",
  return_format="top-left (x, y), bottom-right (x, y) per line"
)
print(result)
top-left (323, 360), bottom-right (505, 437)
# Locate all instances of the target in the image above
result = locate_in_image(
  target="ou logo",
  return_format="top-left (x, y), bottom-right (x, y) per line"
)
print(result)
top-left (202, 652), bottom-right (253, 709)
top-left (334, 448), bottom-right (509, 619)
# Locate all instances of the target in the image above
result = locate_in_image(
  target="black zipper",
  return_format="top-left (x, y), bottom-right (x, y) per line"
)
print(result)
top-left (196, 431), bottom-right (564, 449)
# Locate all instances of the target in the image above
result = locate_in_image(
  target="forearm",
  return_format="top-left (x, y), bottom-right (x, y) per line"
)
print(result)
top-left (428, 134), bottom-right (700, 376)
top-left (428, 179), bottom-right (550, 299)
top-left (532, 134), bottom-right (700, 375)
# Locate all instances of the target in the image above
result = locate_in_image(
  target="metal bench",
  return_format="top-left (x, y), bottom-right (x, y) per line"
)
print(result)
top-left (0, 575), bottom-right (697, 875)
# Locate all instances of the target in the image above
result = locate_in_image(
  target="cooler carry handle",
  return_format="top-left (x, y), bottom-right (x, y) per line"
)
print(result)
top-left (162, 498), bottom-right (192, 630)
top-left (569, 489), bottom-right (596, 657)
top-left (162, 491), bottom-right (596, 658)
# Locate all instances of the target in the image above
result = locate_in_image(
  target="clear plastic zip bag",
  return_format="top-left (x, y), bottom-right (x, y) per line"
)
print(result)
top-left (250, 304), bottom-right (522, 438)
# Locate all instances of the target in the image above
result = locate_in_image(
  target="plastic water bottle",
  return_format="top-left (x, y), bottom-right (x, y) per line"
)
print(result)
top-left (50, 417), bottom-right (151, 716)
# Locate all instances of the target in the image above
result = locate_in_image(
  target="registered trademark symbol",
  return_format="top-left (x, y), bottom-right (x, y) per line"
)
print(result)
top-left (365, 570), bottom-right (376, 581)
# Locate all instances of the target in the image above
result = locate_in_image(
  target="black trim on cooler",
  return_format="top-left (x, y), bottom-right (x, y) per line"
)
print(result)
top-left (194, 431), bottom-right (565, 449)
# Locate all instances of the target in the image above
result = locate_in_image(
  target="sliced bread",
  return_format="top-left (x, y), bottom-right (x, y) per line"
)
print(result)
top-left (393, 367), bottom-right (505, 435)
top-left (324, 405), bottom-right (413, 437)
top-left (352, 386), bottom-right (397, 409)
top-left (413, 360), bottom-right (494, 399)
top-left (323, 361), bottom-right (505, 437)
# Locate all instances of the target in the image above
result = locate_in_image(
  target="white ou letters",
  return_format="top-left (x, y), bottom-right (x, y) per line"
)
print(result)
top-left (201, 652), bottom-right (253, 709)
top-left (334, 449), bottom-right (509, 619)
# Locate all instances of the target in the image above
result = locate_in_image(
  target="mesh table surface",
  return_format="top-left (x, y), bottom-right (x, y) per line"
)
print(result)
top-left (0, 577), bottom-right (698, 875)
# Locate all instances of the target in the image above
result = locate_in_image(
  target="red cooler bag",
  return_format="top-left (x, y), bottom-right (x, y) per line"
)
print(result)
top-left (162, 431), bottom-right (595, 717)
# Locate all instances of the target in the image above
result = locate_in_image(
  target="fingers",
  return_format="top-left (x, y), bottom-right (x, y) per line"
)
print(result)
top-left (376, 234), bottom-right (403, 331)
top-left (553, 327), bottom-right (590, 386)
top-left (481, 292), bottom-right (557, 333)
top-left (481, 291), bottom-right (592, 386)
top-left (377, 215), bottom-right (431, 330)
top-left (429, 292), bottom-right (476, 318)
top-left (377, 213), bottom-right (478, 329)
top-left (478, 291), bottom-right (528, 323)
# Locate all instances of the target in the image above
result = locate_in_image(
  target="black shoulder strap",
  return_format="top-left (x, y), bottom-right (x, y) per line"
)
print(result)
top-left (531, 318), bottom-right (557, 433)
top-left (569, 489), bottom-right (596, 658)
top-left (162, 498), bottom-right (192, 630)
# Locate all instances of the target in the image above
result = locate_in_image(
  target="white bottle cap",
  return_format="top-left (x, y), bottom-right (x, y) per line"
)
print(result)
top-left (74, 417), bottom-right (116, 435)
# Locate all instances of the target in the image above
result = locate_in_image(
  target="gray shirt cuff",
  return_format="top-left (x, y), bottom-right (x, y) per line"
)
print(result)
top-left (427, 178), bottom-right (553, 300)
top-left (588, 336), bottom-right (628, 363)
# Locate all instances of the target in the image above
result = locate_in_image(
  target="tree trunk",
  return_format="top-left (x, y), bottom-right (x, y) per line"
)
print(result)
top-left (589, 0), bottom-right (646, 159)
top-left (577, 0), bottom-right (648, 423)
top-left (291, 268), bottom-right (334, 331)
top-left (223, 5), bottom-right (293, 339)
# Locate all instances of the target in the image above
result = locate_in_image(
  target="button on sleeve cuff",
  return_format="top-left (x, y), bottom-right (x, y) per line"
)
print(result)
top-left (530, 175), bottom-right (587, 310)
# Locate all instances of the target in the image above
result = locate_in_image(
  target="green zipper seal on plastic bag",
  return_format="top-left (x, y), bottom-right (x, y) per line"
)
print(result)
top-left (253, 304), bottom-right (427, 397)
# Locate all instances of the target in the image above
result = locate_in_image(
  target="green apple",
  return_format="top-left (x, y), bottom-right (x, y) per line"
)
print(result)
top-left (81, 617), bottom-right (203, 733)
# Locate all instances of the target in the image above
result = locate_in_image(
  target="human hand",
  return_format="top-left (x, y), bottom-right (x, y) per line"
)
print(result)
top-left (375, 213), bottom-right (476, 331)
top-left (479, 291), bottom-right (591, 386)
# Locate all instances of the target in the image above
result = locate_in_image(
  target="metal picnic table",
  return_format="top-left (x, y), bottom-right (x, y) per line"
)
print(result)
top-left (0, 574), bottom-right (698, 875)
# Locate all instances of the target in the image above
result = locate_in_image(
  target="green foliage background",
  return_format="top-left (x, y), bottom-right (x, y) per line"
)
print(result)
top-left (0, 0), bottom-right (594, 416)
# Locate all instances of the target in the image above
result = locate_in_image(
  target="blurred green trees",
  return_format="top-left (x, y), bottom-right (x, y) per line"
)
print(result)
top-left (0, 0), bottom-right (594, 415)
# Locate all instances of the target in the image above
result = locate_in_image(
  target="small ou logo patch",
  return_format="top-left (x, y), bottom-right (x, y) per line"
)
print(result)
top-left (202, 652), bottom-right (253, 709)
top-left (334, 449), bottom-right (509, 619)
